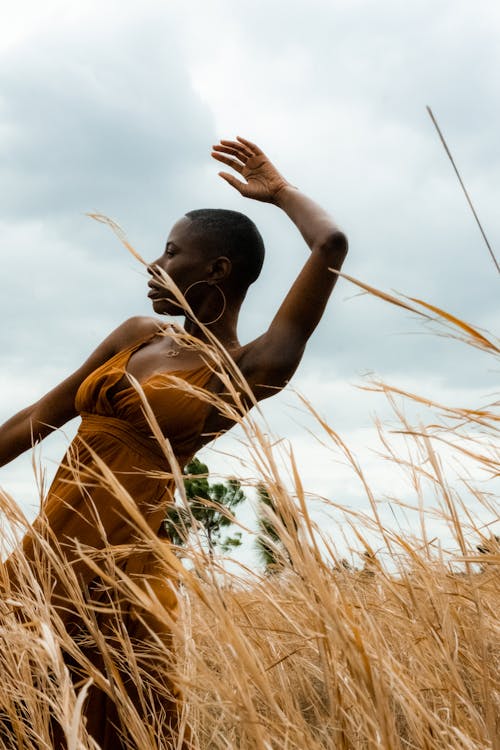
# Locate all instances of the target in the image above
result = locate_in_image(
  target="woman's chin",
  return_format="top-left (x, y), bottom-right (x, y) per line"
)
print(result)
top-left (150, 297), bottom-right (182, 316)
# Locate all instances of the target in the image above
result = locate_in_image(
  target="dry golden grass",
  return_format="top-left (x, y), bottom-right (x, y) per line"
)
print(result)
top-left (1, 269), bottom-right (498, 749)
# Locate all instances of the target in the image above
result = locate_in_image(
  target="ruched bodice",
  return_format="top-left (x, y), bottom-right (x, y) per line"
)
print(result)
top-left (20, 330), bottom-right (217, 565)
top-left (76, 331), bottom-right (214, 461)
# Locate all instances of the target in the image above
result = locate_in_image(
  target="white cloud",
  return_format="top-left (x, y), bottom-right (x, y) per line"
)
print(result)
top-left (1, 0), bottom-right (498, 557)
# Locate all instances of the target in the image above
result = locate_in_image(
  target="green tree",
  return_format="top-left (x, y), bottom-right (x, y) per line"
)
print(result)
top-left (163, 458), bottom-right (246, 556)
top-left (255, 485), bottom-right (292, 573)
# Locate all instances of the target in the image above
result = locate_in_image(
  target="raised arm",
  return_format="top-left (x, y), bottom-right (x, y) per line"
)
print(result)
top-left (265, 185), bottom-right (347, 346)
top-left (212, 137), bottom-right (347, 393)
top-left (0, 316), bottom-right (156, 468)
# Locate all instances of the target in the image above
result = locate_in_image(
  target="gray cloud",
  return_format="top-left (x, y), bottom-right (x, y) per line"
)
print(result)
top-left (178, 0), bottom-right (500, 385)
top-left (1, 1), bottom-right (498, 539)
top-left (0, 6), bottom-right (217, 370)
top-left (0, 12), bottom-right (212, 225)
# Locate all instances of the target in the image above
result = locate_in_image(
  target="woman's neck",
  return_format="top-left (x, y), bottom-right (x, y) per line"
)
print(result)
top-left (182, 312), bottom-right (240, 351)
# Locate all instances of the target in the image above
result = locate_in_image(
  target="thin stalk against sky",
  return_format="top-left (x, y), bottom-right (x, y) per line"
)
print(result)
top-left (426, 105), bottom-right (500, 275)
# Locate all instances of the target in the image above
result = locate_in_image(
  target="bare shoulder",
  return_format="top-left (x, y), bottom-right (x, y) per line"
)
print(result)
top-left (109, 316), bottom-right (164, 354)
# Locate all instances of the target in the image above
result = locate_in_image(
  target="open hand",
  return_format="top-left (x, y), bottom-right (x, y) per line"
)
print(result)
top-left (211, 136), bottom-right (291, 203)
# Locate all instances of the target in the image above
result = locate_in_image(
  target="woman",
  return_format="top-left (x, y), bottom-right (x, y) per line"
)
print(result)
top-left (0, 137), bottom-right (347, 748)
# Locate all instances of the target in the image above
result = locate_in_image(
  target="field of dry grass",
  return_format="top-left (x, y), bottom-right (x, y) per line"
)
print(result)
top-left (1, 277), bottom-right (498, 749)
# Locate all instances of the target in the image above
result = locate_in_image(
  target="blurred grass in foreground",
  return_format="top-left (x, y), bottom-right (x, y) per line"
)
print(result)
top-left (1, 274), bottom-right (499, 749)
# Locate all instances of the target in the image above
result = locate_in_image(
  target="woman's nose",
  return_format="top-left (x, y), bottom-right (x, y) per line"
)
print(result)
top-left (147, 261), bottom-right (161, 276)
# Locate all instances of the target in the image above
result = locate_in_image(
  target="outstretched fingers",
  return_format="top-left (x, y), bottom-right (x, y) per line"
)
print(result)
top-left (218, 171), bottom-right (248, 194)
top-left (212, 144), bottom-right (246, 160)
top-left (220, 139), bottom-right (254, 159)
top-left (215, 141), bottom-right (252, 160)
top-left (236, 135), bottom-right (262, 154)
top-left (211, 136), bottom-right (265, 197)
top-left (211, 151), bottom-right (246, 174)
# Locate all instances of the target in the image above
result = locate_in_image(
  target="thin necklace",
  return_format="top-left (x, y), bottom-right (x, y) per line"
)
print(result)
top-left (163, 323), bottom-right (185, 358)
top-left (164, 347), bottom-right (182, 358)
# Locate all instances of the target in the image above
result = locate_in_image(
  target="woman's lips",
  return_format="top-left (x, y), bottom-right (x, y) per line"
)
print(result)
top-left (148, 291), bottom-right (166, 299)
top-left (147, 283), bottom-right (166, 299)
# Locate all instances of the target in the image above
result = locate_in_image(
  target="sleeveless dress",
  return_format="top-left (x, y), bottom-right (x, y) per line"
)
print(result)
top-left (5, 329), bottom-right (214, 748)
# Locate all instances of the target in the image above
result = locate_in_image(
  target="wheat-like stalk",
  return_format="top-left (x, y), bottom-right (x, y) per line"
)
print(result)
top-left (1, 235), bottom-right (498, 749)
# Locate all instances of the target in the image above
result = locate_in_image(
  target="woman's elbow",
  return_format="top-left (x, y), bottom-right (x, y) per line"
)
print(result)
top-left (318, 230), bottom-right (348, 267)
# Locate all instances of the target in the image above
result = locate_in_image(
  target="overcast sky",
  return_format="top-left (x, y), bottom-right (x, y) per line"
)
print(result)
top-left (1, 0), bottom-right (498, 564)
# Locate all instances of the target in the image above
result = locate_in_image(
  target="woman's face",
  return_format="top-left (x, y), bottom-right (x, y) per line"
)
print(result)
top-left (147, 217), bottom-right (209, 316)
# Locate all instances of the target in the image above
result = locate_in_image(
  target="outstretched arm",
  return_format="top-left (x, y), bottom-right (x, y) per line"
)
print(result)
top-left (212, 137), bottom-right (347, 393)
top-left (0, 316), bottom-right (156, 467)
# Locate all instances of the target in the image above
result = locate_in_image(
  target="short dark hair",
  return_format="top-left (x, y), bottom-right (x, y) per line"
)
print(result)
top-left (185, 209), bottom-right (265, 293)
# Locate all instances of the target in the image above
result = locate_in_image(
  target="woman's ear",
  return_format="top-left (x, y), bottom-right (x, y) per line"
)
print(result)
top-left (207, 256), bottom-right (232, 284)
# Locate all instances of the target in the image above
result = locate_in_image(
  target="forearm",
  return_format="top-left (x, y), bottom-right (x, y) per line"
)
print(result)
top-left (0, 404), bottom-right (50, 468)
top-left (274, 185), bottom-right (347, 260)
top-left (264, 185), bottom-right (348, 346)
top-left (0, 322), bottom-right (130, 469)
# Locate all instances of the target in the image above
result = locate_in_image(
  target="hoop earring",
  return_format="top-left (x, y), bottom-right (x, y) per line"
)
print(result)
top-left (183, 280), bottom-right (227, 326)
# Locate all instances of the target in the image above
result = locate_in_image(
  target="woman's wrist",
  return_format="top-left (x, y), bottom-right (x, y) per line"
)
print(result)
top-left (272, 182), bottom-right (299, 207)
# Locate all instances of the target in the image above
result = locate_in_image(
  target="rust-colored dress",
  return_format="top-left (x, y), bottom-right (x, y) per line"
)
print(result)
top-left (6, 329), bottom-right (214, 748)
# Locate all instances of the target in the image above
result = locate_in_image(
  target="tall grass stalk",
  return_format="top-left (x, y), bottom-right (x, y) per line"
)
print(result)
top-left (1, 269), bottom-right (498, 749)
